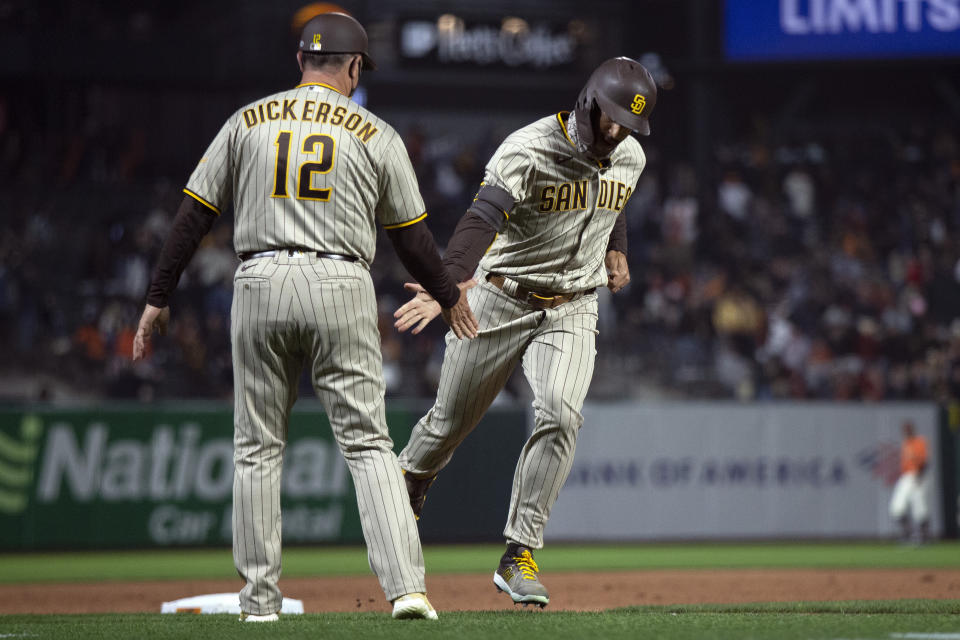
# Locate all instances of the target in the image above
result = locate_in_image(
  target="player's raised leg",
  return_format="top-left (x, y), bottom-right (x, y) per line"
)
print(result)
top-left (399, 285), bottom-right (535, 513)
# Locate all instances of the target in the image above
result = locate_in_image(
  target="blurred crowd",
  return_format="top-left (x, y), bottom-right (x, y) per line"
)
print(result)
top-left (1, 89), bottom-right (959, 403)
top-left (620, 120), bottom-right (960, 402)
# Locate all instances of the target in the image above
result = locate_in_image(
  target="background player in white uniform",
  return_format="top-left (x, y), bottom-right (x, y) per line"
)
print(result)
top-left (393, 58), bottom-right (657, 607)
top-left (132, 12), bottom-right (477, 622)
top-left (889, 420), bottom-right (931, 545)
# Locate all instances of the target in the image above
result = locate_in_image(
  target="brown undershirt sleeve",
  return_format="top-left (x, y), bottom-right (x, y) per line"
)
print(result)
top-left (441, 184), bottom-right (513, 282)
top-left (145, 195), bottom-right (218, 307)
top-left (385, 221), bottom-right (461, 309)
top-left (442, 212), bottom-right (499, 283)
top-left (606, 206), bottom-right (627, 255)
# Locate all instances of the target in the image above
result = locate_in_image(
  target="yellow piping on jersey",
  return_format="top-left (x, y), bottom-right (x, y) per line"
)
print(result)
top-left (296, 82), bottom-right (344, 95)
top-left (556, 111), bottom-right (602, 169)
top-left (557, 112), bottom-right (576, 149)
top-left (183, 188), bottom-right (221, 215)
top-left (383, 212), bottom-right (428, 230)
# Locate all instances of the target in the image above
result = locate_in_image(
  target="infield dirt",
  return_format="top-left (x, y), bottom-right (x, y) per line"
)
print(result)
top-left (2, 568), bottom-right (958, 614)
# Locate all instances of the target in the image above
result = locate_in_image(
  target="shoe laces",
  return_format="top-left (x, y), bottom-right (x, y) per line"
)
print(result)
top-left (513, 550), bottom-right (540, 581)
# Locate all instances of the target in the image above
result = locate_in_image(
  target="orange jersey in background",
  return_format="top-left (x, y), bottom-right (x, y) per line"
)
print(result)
top-left (901, 435), bottom-right (928, 474)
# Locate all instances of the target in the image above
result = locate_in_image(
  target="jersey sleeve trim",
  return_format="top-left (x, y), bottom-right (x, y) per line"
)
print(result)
top-left (295, 81), bottom-right (344, 95)
top-left (382, 212), bottom-right (428, 230)
top-left (556, 112), bottom-right (577, 150)
top-left (557, 111), bottom-right (603, 169)
top-left (183, 188), bottom-right (222, 215)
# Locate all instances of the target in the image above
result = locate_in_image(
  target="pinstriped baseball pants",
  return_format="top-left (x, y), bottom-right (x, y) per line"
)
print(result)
top-left (399, 279), bottom-right (599, 550)
top-left (231, 253), bottom-right (424, 615)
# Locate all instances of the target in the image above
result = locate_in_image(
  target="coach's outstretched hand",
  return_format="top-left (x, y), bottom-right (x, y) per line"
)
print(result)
top-left (133, 304), bottom-right (170, 360)
top-left (395, 280), bottom-right (478, 339)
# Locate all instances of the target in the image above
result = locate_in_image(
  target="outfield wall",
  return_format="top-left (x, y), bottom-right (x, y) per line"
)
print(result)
top-left (546, 402), bottom-right (944, 540)
top-left (0, 402), bottom-right (949, 549)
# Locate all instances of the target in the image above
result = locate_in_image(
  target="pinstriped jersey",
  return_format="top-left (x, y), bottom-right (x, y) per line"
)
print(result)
top-left (479, 112), bottom-right (646, 293)
top-left (185, 83), bottom-right (426, 264)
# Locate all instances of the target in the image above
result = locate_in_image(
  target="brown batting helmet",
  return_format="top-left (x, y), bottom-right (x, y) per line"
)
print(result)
top-left (575, 57), bottom-right (657, 154)
top-left (298, 12), bottom-right (376, 71)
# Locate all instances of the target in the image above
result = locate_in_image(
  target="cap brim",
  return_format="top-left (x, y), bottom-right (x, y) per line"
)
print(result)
top-left (361, 53), bottom-right (376, 71)
top-left (596, 93), bottom-right (650, 135)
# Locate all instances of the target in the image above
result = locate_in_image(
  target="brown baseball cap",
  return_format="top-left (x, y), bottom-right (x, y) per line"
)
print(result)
top-left (298, 12), bottom-right (376, 71)
top-left (578, 57), bottom-right (657, 135)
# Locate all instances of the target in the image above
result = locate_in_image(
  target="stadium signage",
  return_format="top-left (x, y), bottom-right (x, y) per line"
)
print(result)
top-left (25, 422), bottom-right (351, 545)
top-left (779, 0), bottom-right (960, 34)
top-left (398, 17), bottom-right (577, 69)
top-left (35, 424), bottom-right (346, 503)
top-left (566, 456), bottom-right (850, 488)
top-left (0, 406), bottom-right (527, 550)
top-left (725, 0), bottom-right (960, 61)
top-left (0, 409), bottom-right (364, 549)
top-left (547, 402), bottom-right (942, 540)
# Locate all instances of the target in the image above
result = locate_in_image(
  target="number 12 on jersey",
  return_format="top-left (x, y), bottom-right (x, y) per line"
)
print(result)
top-left (272, 131), bottom-right (336, 202)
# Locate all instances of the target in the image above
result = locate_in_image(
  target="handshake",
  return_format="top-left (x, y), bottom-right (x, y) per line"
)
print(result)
top-left (394, 279), bottom-right (479, 340)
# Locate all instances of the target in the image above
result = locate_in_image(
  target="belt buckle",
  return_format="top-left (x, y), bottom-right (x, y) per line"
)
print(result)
top-left (525, 290), bottom-right (557, 308)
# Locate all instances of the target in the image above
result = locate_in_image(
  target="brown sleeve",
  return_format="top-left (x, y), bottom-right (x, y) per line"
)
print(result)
top-left (145, 195), bottom-right (218, 307)
top-left (385, 221), bottom-right (460, 309)
top-left (441, 184), bottom-right (512, 282)
top-left (442, 211), bottom-right (499, 283)
top-left (606, 207), bottom-right (627, 255)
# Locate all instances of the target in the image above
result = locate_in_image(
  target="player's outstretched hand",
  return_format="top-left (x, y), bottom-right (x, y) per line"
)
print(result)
top-left (133, 304), bottom-right (170, 361)
top-left (441, 281), bottom-right (479, 340)
top-left (394, 283), bottom-right (441, 335)
top-left (394, 280), bottom-right (479, 338)
top-left (605, 249), bottom-right (630, 293)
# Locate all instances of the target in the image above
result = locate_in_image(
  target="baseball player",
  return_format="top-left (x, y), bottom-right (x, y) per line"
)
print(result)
top-left (132, 12), bottom-right (478, 622)
top-left (393, 57), bottom-right (656, 607)
top-left (889, 421), bottom-right (931, 544)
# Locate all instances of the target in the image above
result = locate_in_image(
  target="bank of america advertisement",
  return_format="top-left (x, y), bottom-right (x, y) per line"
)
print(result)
top-left (546, 403), bottom-right (941, 540)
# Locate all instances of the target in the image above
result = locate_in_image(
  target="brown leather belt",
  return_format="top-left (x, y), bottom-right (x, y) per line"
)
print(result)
top-left (486, 274), bottom-right (593, 309)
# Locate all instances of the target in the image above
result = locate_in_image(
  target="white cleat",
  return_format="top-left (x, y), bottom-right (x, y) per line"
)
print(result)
top-left (391, 592), bottom-right (439, 620)
top-left (239, 612), bottom-right (279, 622)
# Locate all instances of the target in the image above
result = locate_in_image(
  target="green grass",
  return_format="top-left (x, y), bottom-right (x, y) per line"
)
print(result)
top-left (0, 541), bottom-right (958, 584)
top-left (1, 546), bottom-right (957, 638)
top-left (1, 601), bottom-right (958, 640)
